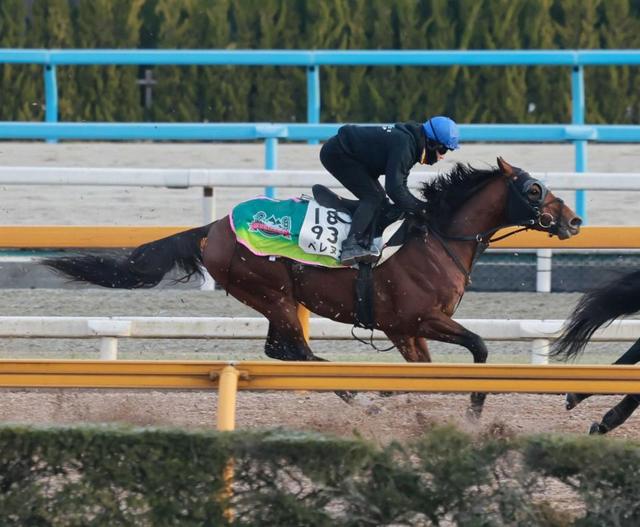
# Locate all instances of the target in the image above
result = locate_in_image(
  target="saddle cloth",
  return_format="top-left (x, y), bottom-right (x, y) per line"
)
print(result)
top-left (230, 196), bottom-right (406, 268)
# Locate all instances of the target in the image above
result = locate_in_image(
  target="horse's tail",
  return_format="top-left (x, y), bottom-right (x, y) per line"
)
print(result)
top-left (550, 269), bottom-right (640, 361)
top-left (41, 224), bottom-right (213, 289)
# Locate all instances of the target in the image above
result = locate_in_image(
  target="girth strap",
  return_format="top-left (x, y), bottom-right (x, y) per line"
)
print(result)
top-left (354, 263), bottom-right (375, 330)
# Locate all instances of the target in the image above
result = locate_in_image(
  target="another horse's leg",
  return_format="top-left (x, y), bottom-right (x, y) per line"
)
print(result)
top-left (566, 337), bottom-right (640, 410)
top-left (588, 395), bottom-right (640, 435)
top-left (416, 315), bottom-right (489, 420)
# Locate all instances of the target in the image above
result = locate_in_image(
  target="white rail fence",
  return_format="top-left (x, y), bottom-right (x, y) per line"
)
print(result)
top-left (3, 316), bottom-right (639, 364)
top-left (2, 167), bottom-right (640, 223)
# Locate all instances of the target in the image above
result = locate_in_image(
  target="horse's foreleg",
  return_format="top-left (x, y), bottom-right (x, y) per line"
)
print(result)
top-left (589, 395), bottom-right (640, 435)
top-left (417, 316), bottom-right (489, 420)
top-left (567, 337), bottom-right (640, 410)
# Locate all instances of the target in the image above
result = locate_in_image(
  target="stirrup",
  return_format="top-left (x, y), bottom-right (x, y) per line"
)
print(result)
top-left (340, 243), bottom-right (371, 266)
top-left (358, 247), bottom-right (381, 265)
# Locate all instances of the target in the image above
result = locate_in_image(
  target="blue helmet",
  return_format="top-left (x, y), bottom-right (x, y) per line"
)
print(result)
top-left (422, 116), bottom-right (460, 150)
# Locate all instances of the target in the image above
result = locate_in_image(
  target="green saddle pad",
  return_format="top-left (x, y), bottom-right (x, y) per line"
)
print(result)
top-left (230, 197), bottom-right (352, 267)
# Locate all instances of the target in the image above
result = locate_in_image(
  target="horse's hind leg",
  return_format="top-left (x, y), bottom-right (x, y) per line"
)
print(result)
top-left (261, 306), bottom-right (324, 362)
top-left (378, 335), bottom-right (431, 397)
top-left (566, 337), bottom-right (640, 410)
top-left (388, 335), bottom-right (432, 363)
top-left (266, 321), bottom-right (356, 403)
top-left (265, 323), bottom-right (316, 361)
top-left (263, 311), bottom-right (356, 403)
top-left (417, 315), bottom-right (489, 420)
top-left (589, 395), bottom-right (640, 435)
top-left (415, 337), bottom-right (432, 362)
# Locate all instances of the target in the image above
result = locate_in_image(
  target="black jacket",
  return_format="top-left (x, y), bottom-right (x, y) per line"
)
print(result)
top-left (336, 121), bottom-right (425, 212)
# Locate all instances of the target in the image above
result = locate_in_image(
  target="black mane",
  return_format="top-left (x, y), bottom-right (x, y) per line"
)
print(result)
top-left (419, 163), bottom-right (501, 228)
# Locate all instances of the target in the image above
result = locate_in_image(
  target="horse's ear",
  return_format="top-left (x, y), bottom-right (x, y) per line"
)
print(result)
top-left (497, 157), bottom-right (514, 177)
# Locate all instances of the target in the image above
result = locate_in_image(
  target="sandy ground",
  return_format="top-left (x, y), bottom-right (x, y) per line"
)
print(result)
top-left (0, 142), bottom-right (639, 443)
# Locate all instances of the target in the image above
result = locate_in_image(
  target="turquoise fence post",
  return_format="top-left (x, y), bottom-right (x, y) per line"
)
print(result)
top-left (44, 64), bottom-right (58, 144)
top-left (307, 65), bottom-right (320, 145)
top-left (572, 64), bottom-right (587, 222)
top-left (265, 137), bottom-right (277, 198)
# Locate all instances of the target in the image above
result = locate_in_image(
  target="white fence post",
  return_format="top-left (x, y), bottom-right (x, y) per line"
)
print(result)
top-left (99, 337), bottom-right (119, 360)
top-left (200, 186), bottom-right (216, 291)
top-left (536, 249), bottom-right (552, 292)
top-left (87, 320), bottom-right (132, 360)
top-left (202, 186), bottom-right (216, 223)
top-left (530, 338), bottom-right (550, 364)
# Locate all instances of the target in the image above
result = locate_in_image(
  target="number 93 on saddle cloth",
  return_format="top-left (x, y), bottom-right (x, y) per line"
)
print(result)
top-left (229, 189), bottom-right (408, 268)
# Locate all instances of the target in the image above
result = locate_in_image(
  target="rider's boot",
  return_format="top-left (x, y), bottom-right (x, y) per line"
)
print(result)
top-left (340, 235), bottom-right (378, 266)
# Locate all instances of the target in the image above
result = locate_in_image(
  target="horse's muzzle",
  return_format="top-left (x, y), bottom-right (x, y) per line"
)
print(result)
top-left (557, 215), bottom-right (582, 240)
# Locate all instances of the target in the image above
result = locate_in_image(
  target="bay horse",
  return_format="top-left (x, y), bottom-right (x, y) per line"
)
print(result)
top-left (43, 157), bottom-right (581, 418)
top-left (551, 269), bottom-right (640, 434)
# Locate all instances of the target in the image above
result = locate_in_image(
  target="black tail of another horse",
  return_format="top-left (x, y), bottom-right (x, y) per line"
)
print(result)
top-left (551, 269), bottom-right (640, 361)
top-left (42, 224), bottom-right (212, 289)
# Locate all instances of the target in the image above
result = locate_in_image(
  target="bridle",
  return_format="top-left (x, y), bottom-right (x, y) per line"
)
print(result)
top-left (429, 172), bottom-right (566, 285)
top-left (502, 176), bottom-right (564, 235)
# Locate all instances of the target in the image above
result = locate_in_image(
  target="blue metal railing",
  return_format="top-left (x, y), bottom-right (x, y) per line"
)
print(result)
top-left (3, 48), bottom-right (640, 218)
top-left (2, 122), bottom-right (639, 142)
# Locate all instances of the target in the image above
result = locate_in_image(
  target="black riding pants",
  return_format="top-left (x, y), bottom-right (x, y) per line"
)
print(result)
top-left (319, 137), bottom-right (386, 243)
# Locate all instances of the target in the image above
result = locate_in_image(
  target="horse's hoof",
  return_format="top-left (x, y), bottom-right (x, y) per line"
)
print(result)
top-left (566, 392), bottom-right (588, 410)
top-left (335, 390), bottom-right (357, 404)
top-left (588, 422), bottom-right (605, 435)
top-left (465, 405), bottom-right (482, 422)
top-left (565, 393), bottom-right (579, 410)
top-left (466, 392), bottom-right (485, 422)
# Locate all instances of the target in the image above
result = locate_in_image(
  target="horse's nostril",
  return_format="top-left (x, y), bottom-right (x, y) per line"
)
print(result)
top-left (570, 217), bottom-right (583, 227)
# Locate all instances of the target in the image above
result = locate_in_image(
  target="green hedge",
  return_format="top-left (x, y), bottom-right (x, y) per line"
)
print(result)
top-left (2, 423), bottom-right (640, 525)
top-left (1, 0), bottom-right (640, 124)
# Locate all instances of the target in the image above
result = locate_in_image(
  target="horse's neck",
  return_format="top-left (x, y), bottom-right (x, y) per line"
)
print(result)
top-left (436, 177), bottom-right (508, 273)
top-left (447, 177), bottom-right (508, 238)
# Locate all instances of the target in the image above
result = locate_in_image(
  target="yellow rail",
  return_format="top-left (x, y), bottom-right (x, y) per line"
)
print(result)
top-left (491, 225), bottom-right (640, 249)
top-left (2, 360), bottom-right (640, 430)
top-left (1, 225), bottom-right (639, 249)
top-left (0, 225), bottom-right (187, 248)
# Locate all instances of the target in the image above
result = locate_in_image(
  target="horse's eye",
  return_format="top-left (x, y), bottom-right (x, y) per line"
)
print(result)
top-left (527, 184), bottom-right (542, 200)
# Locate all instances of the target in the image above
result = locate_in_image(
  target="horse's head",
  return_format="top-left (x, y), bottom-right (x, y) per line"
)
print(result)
top-left (497, 157), bottom-right (582, 240)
